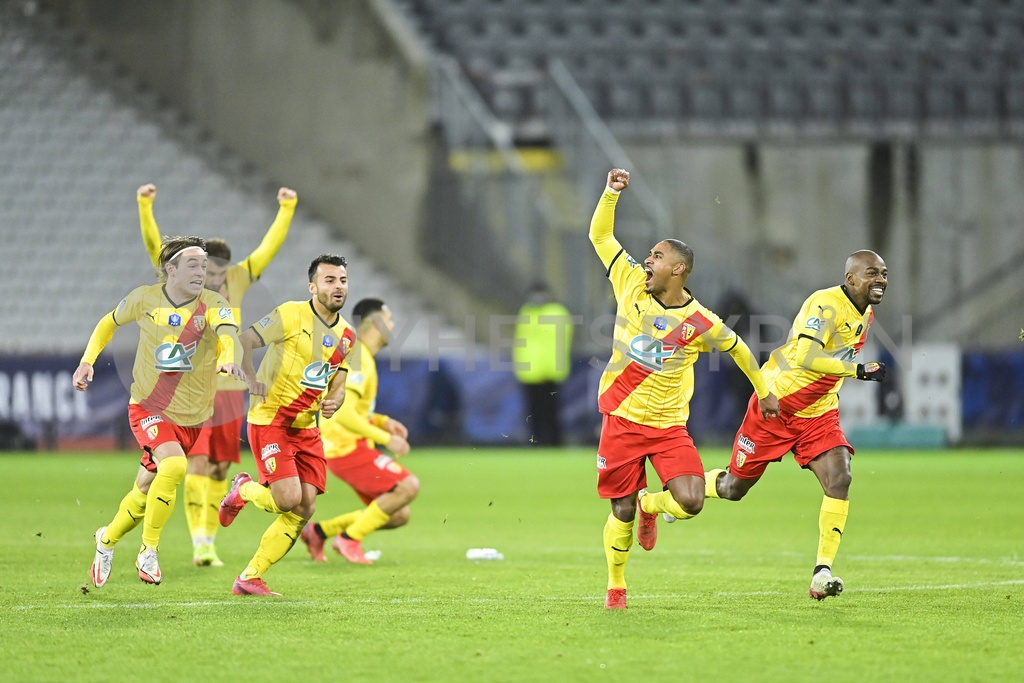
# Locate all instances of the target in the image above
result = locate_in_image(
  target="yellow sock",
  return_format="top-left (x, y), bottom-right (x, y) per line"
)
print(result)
top-left (240, 511), bottom-right (305, 579)
top-left (816, 496), bottom-right (850, 568)
top-left (102, 483), bottom-right (148, 547)
top-left (184, 473), bottom-right (209, 544)
top-left (704, 469), bottom-right (725, 499)
top-left (319, 510), bottom-right (362, 538)
top-left (240, 480), bottom-right (283, 514)
top-left (603, 513), bottom-right (634, 590)
top-left (343, 501), bottom-right (390, 542)
top-left (639, 490), bottom-right (694, 520)
top-left (204, 477), bottom-right (229, 540)
top-left (142, 456), bottom-right (187, 550)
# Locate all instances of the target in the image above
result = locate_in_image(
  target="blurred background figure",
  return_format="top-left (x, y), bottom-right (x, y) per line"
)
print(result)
top-left (513, 282), bottom-right (574, 446)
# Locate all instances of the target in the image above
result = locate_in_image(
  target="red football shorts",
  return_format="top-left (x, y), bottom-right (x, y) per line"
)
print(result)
top-left (325, 439), bottom-right (412, 505)
top-left (246, 423), bottom-right (327, 493)
top-left (190, 389), bottom-right (246, 463)
top-left (596, 414), bottom-right (704, 499)
top-left (729, 392), bottom-right (854, 480)
top-left (128, 404), bottom-right (202, 471)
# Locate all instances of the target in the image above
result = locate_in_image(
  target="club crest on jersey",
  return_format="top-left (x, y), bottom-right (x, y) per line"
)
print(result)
top-left (168, 313), bottom-right (182, 327)
top-left (300, 361), bottom-right (338, 390)
top-left (735, 452), bottom-right (747, 468)
top-left (681, 323), bottom-right (697, 340)
top-left (154, 340), bottom-right (197, 372)
top-left (193, 316), bottom-right (206, 333)
top-left (653, 316), bottom-right (668, 331)
top-left (323, 336), bottom-right (334, 348)
top-left (626, 334), bottom-right (677, 372)
top-left (805, 317), bottom-right (825, 331)
top-left (147, 425), bottom-right (159, 440)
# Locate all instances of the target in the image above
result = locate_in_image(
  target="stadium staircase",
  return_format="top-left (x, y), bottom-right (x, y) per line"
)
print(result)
top-left (0, 1), bottom-right (465, 355)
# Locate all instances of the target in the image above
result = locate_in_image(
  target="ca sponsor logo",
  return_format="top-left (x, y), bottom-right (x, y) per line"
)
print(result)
top-left (218, 307), bottom-right (233, 321)
top-left (737, 434), bottom-right (756, 454)
top-left (625, 254), bottom-right (641, 269)
top-left (596, 455), bottom-right (607, 470)
top-left (154, 340), bottom-right (197, 372)
top-left (300, 361), bottom-right (338, 390)
top-left (805, 317), bottom-right (825, 331)
top-left (626, 334), bottom-right (677, 372)
top-left (261, 443), bottom-right (281, 459)
top-left (257, 315), bottom-right (273, 328)
top-left (140, 415), bottom-right (163, 429)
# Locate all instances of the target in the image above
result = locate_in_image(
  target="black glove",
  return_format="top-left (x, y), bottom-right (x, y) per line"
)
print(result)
top-left (856, 361), bottom-right (886, 381)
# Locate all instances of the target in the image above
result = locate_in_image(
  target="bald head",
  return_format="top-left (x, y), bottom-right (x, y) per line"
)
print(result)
top-left (845, 250), bottom-right (883, 276)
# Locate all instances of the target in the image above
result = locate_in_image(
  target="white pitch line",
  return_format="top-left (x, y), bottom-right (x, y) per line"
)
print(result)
top-left (9, 579), bottom-right (1024, 611)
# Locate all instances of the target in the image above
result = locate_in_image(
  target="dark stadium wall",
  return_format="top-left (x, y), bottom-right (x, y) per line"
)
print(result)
top-left (53, 0), bottom-right (488, 333)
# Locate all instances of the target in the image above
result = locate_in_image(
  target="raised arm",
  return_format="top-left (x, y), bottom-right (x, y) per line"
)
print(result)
top-left (589, 168), bottom-right (629, 269)
top-left (242, 187), bottom-right (297, 279)
top-left (137, 184), bottom-right (161, 270)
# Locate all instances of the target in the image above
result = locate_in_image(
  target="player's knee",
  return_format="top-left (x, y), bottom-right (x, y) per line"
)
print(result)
top-left (274, 490), bottom-right (302, 513)
top-left (679, 496), bottom-right (704, 516)
top-left (388, 506), bottom-right (411, 528)
top-left (610, 497), bottom-right (636, 522)
top-left (157, 455), bottom-right (187, 482)
top-left (397, 475), bottom-right (420, 503)
top-left (823, 470), bottom-right (852, 498)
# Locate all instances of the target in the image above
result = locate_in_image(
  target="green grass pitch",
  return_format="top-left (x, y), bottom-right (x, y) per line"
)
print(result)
top-left (2, 448), bottom-right (1022, 682)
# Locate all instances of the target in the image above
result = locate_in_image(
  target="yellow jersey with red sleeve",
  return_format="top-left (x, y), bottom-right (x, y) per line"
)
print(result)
top-left (82, 284), bottom-right (239, 426)
top-left (763, 285), bottom-right (874, 418)
top-left (139, 193), bottom-right (296, 391)
top-left (589, 187), bottom-right (769, 429)
top-left (247, 300), bottom-right (356, 430)
top-left (320, 341), bottom-right (394, 459)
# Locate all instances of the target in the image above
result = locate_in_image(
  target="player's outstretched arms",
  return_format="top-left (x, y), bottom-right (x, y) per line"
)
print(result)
top-left (72, 363), bottom-right (94, 392)
top-left (855, 361), bottom-right (886, 382)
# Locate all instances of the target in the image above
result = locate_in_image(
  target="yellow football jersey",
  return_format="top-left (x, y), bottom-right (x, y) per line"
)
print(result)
top-left (320, 341), bottom-right (394, 458)
top-left (591, 189), bottom-right (741, 428)
top-left (247, 301), bottom-right (356, 429)
top-left (113, 284), bottom-right (238, 426)
top-left (764, 285), bottom-right (874, 418)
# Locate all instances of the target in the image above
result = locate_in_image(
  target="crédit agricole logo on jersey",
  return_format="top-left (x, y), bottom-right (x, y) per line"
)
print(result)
top-left (154, 340), bottom-right (197, 372)
top-left (299, 361), bottom-right (340, 390)
top-left (626, 334), bottom-right (678, 372)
